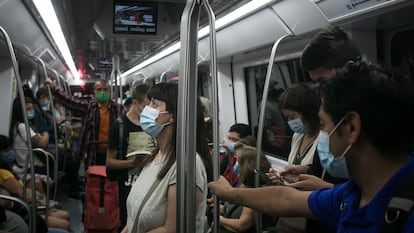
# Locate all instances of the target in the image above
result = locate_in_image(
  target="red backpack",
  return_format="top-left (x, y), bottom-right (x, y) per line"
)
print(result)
top-left (84, 166), bottom-right (119, 233)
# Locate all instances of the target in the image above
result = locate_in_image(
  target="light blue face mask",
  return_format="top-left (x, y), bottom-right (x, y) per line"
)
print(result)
top-left (140, 106), bottom-right (169, 138)
top-left (41, 100), bottom-right (50, 108)
top-left (27, 111), bottom-right (35, 120)
top-left (317, 117), bottom-right (352, 179)
top-left (233, 161), bottom-right (239, 177)
top-left (287, 117), bottom-right (306, 133)
top-left (227, 142), bottom-right (236, 154)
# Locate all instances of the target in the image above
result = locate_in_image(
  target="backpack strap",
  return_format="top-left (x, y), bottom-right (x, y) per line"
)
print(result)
top-left (117, 117), bottom-right (124, 160)
top-left (381, 174), bottom-right (414, 233)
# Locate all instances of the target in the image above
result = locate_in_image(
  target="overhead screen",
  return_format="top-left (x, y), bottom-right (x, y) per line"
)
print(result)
top-left (113, 0), bottom-right (157, 35)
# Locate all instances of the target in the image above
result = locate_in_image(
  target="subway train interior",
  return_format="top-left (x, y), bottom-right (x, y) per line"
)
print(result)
top-left (0, 0), bottom-right (414, 232)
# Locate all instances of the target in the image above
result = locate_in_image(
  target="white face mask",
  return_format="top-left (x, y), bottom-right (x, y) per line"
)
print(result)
top-left (317, 117), bottom-right (352, 179)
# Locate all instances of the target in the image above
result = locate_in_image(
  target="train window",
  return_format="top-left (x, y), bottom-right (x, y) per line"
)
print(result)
top-left (245, 59), bottom-right (311, 160)
top-left (391, 29), bottom-right (414, 79)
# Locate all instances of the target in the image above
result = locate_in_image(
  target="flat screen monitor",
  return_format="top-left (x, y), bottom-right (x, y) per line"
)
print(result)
top-left (113, 1), bottom-right (157, 35)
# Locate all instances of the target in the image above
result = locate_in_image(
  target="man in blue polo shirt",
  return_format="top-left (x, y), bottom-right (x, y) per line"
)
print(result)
top-left (208, 61), bottom-right (414, 232)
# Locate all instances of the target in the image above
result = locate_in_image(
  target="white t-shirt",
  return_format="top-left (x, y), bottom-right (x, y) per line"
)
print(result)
top-left (126, 153), bottom-right (208, 233)
top-left (12, 123), bottom-right (44, 178)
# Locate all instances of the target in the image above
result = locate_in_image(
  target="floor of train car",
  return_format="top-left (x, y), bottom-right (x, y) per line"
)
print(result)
top-left (56, 162), bottom-right (85, 233)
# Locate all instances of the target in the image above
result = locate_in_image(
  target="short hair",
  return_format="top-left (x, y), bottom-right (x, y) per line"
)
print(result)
top-left (131, 83), bottom-right (151, 103)
top-left (278, 84), bottom-right (321, 135)
top-left (36, 87), bottom-right (49, 100)
top-left (94, 79), bottom-right (109, 90)
top-left (301, 25), bottom-right (361, 71)
top-left (229, 123), bottom-right (252, 138)
top-left (319, 61), bottom-right (414, 156)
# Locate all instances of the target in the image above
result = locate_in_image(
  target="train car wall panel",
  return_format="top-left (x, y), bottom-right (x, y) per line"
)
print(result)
top-left (272, 0), bottom-right (329, 36)
top-left (0, 61), bottom-right (16, 136)
top-left (0, 0), bottom-right (68, 82)
top-left (314, 0), bottom-right (412, 23)
top-left (199, 8), bottom-right (289, 60)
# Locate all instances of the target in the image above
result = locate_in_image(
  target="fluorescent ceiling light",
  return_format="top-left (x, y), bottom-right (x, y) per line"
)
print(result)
top-left (33, 0), bottom-right (80, 80)
top-left (121, 0), bottom-right (273, 80)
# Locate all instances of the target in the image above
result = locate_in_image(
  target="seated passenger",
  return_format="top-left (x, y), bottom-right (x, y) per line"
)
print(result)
top-left (0, 135), bottom-right (70, 231)
top-left (221, 123), bottom-right (252, 186)
top-left (10, 97), bottom-right (49, 179)
top-left (218, 144), bottom-right (276, 233)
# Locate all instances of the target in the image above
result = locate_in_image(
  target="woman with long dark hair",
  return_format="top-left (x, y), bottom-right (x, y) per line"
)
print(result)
top-left (123, 83), bottom-right (212, 233)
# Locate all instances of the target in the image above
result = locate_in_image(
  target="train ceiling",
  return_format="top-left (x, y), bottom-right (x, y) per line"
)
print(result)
top-left (52, 0), bottom-right (250, 82)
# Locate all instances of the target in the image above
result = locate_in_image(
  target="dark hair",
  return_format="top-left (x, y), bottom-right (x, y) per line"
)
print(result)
top-left (0, 135), bottom-right (11, 151)
top-left (23, 84), bottom-right (41, 109)
top-left (144, 83), bottom-right (213, 182)
top-left (9, 97), bottom-right (33, 144)
top-left (229, 123), bottom-right (252, 138)
top-left (278, 84), bottom-right (320, 136)
top-left (239, 135), bottom-right (257, 147)
top-left (301, 25), bottom-right (361, 71)
top-left (36, 87), bottom-right (49, 100)
top-left (236, 145), bottom-right (271, 187)
top-left (319, 61), bottom-right (414, 156)
top-left (132, 83), bottom-right (151, 103)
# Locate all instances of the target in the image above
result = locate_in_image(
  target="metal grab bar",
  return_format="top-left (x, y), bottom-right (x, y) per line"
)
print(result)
top-left (31, 147), bottom-right (56, 223)
top-left (0, 25), bottom-right (37, 232)
top-left (32, 56), bottom-right (60, 201)
top-left (200, 1), bottom-right (220, 232)
top-left (0, 194), bottom-right (32, 231)
top-left (177, 0), bottom-right (219, 232)
top-left (255, 34), bottom-right (295, 233)
top-left (177, 0), bottom-right (200, 232)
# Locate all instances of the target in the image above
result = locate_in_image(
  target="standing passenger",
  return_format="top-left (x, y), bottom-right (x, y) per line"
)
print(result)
top-left (106, 83), bottom-right (155, 231)
top-left (272, 84), bottom-right (321, 233)
top-left (123, 83), bottom-right (213, 233)
top-left (209, 61), bottom-right (414, 233)
top-left (301, 25), bottom-right (361, 82)
top-left (272, 25), bottom-right (362, 233)
top-left (45, 79), bottom-right (126, 166)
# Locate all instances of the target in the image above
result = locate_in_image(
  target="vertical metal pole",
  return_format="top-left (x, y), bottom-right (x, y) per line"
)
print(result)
top-left (33, 56), bottom-right (60, 201)
top-left (0, 26), bottom-right (37, 233)
top-left (51, 69), bottom-right (62, 89)
top-left (111, 55), bottom-right (121, 103)
top-left (177, 0), bottom-right (200, 232)
top-left (200, 1), bottom-right (220, 233)
top-left (255, 34), bottom-right (293, 233)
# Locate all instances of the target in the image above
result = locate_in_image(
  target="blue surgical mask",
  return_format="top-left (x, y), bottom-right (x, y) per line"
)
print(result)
top-left (317, 117), bottom-right (352, 179)
top-left (140, 106), bottom-right (169, 138)
top-left (287, 117), bottom-right (306, 133)
top-left (317, 131), bottom-right (351, 178)
top-left (317, 118), bottom-right (352, 179)
top-left (41, 100), bottom-right (50, 108)
top-left (233, 161), bottom-right (239, 177)
top-left (2, 151), bottom-right (16, 163)
top-left (227, 142), bottom-right (236, 153)
top-left (27, 111), bottom-right (35, 120)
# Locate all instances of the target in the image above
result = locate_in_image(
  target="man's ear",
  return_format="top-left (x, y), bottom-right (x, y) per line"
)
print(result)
top-left (345, 111), bottom-right (361, 144)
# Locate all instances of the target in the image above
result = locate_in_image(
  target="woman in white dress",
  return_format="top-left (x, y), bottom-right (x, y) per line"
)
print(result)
top-left (123, 83), bottom-right (213, 233)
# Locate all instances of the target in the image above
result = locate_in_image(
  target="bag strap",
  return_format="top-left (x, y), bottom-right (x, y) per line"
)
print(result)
top-left (131, 179), bottom-right (161, 232)
top-left (117, 117), bottom-right (124, 159)
top-left (381, 174), bottom-right (414, 233)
